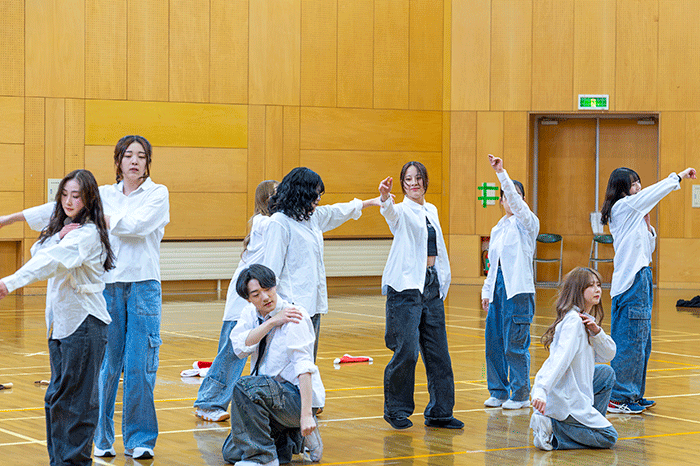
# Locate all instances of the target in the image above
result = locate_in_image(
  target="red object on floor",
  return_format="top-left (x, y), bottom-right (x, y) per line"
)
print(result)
top-left (194, 361), bottom-right (212, 369)
top-left (333, 354), bottom-right (373, 364)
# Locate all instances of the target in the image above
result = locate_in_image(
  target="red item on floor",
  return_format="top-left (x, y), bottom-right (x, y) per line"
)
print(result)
top-left (333, 354), bottom-right (373, 364)
top-left (194, 361), bottom-right (212, 369)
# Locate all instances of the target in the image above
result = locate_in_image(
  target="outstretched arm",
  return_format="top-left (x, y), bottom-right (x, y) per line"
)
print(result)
top-left (0, 212), bottom-right (25, 229)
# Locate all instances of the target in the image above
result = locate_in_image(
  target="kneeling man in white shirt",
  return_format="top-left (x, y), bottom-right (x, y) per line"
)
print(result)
top-left (222, 264), bottom-right (323, 466)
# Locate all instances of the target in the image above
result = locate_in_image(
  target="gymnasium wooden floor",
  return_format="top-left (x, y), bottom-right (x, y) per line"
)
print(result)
top-left (1, 283), bottom-right (699, 466)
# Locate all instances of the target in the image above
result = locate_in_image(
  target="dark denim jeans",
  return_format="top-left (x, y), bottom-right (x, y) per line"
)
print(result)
top-left (485, 267), bottom-right (534, 402)
top-left (383, 266), bottom-right (456, 422)
top-left (222, 376), bottom-right (304, 464)
top-left (194, 319), bottom-right (248, 412)
top-left (610, 267), bottom-right (653, 403)
top-left (46, 315), bottom-right (107, 466)
top-left (96, 281), bottom-right (162, 452)
top-left (551, 364), bottom-right (618, 450)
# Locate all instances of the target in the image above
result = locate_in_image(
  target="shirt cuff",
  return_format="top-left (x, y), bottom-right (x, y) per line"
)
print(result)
top-left (531, 386), bottom-right (546, 402)
top-left (293, 360), bottom-right (317, 379)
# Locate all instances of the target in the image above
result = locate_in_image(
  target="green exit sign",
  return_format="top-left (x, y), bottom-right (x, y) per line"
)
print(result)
top-left (578, 94), bottom-right (609, 110)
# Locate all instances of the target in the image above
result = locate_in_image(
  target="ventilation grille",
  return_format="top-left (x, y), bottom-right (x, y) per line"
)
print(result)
top-left (159, 239), bottom-right (392, 281)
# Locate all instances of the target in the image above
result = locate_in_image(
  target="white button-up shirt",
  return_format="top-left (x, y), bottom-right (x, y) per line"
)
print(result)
top-left (380, 196), bottom-right (451, 298)
top-left (263, 200), bottom-right (363, 316)
top-left (23, 178), bottom-right (170, 284)
top-left (531, 308), bottom-right (617, 428)
top-left (482, 170), bottom-right (539, 302)
top-left (609, 173), bottom-right (680, 297)
top-left (230, 298), bottom-right (325, 408)
top-left (223, 214), bottom-right (272, 322)
top-left (2, 224), bottom-right (111, 339)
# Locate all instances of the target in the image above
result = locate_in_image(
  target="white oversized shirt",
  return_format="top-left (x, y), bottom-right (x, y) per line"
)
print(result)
top-left (23, 178), bottom-right (170, 284)
top-left (263, 200), bottom-right (363, 316)
top-left (380, 196), bottom-right (450, 298)
top-left (609, 173), bottom-right (680, 297)
top-left (2, 224), bottom-right (111, 339)
top-left (223, 215), bottom-right (272, 322)
top-left (482, 170), bottom-right (539, 301)
top-left (531, 308), bottom-right (617, 428)
top-left (230, 297), bottom-right (325, 408)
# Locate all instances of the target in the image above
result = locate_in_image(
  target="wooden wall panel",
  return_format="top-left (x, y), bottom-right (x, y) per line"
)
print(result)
top-left (374, 0), bottom-right (409, 109)
top-left (265, 106), bottom-right (285, 182)
top-left (532, 0), bottom-right (574, 111)
top-left (449, 234), bottom-right (481, 282)
top-left (658, 112), bottom-right (685, 238)
top-left (491, 0), bottom-right (532, 111)
top-left (24, 98), bottom-right (44, 239)
top-left (128, 0), bottom-right (169, 101)
top-left (300, 108), bottom-right (442, 151)
top-left (168, 193), bottom-right (247, 239)
top-left (573, 0), bottom-right (616, 107)
top-left (475, 112), bottom-right (504, 235)
top-left (86, 0), bottom-right (127, 100)
top-left (683, 112), bottom-right (700, 238)
top-left (45, 99), bottom-right (65, 181)
top-left (616, 0), bottom-right (658, 112)
top-left (0, 145), bottom-right (23, 193)
top-left (451, 0), bottom-right (490, 111)
top-left (442, 0), bottom-right (451, 110)
top-left (301, 0), bottom-right (337, 107)
top-left (658, 238), bottom-right (700, 287)
top-left (0, 0), bottom-right (24, 96)
top-left (0, 97), bottom-right (24, 144)
top-left (25, 0), bottom-right (85, 98)
top-left (170, 0), bottom-right (210, 103)
top-left (503, 112), bottom-right (529, 190)
top-left (337, 0), bottom-right (374, 108)
top-left (210, 0), bottom-right (248, 104)
top-left (283, 106), bottom-right (300, 175)
top-left (86, 146), bottom-right (247, 194)
top-left (249, 0), bottom-right (301, 105)
top-left (449, 112), bottom-right (476, 236)
top-left (659, 1), bottom-right (700, 110)
top-left (0, 241), bottom-right (20, 282)
top-left (85, 101), bottom-right (248, 148)
top-left (441, 111), bottom-right (450, 235)
top-left (299, 150), bottom-right (442, 194)
top-left (409, 0), bottom-right (443, 111)
top-left (65, 99), bottom-right (85, 172)
top-left (247, 106), bottom-right (266, 220)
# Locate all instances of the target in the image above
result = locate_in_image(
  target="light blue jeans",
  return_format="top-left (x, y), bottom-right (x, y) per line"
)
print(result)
top-left (610, 267), bottom-right (653, 403)
top-left (222, 376), bottom-right (305, 464)
top-left (194, 319), bottom-right (248, 412)
top-left (551, 364), bottom-right (618, 449)
top-left (95, 281), bottom-right (162, 452)
top-left (485, 266), bottom-right (534, 402)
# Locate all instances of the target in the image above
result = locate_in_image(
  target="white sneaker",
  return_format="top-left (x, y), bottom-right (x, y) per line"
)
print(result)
top-left (530, 412), bottom-right (554, 451)
top-left (502, 399), bottom-right (531, 410)
top-left (125, 447), bottom-right (154, 459)
top-left (235, 459), bottom-right (279, 466)
top-left (195, 407), bottom-right (230, 422)
top-left (303, 427), bottom-right (323, 462)
top-left (94, 446), bottom-right (116, 457)
top-left (484, 396), bottom-right (507, 407)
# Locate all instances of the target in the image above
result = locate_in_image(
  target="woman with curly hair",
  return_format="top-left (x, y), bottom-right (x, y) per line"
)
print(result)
top-left (263, 167), bottom-right (381, 361)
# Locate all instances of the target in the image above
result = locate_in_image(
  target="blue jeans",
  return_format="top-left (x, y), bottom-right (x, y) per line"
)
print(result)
top-left (485, 267), bottom-right (534, 402)
top-left (95, 281), bottom-right (162, 452)
top-left (610, 267), bottom-right (652, 403)
top-left (551, 365), bottom-right (618, 450)
top-left (46, 315), bottom-right (107, 466)
top-left (194, 320), bottom-right (248, 412)
top-left (384, 266), bottom-right (456, 422)
top-left (222, 376), bottom-right (304, 464)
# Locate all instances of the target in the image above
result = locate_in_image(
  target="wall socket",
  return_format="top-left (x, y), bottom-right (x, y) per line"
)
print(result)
top-left (47, 179), bottom-right (61, 203)
top-left (693, 184), bottom-right (700, 208)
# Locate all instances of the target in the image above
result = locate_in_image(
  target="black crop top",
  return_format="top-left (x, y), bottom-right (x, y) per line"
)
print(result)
top-left (426, 218), bottom-right (438, 256)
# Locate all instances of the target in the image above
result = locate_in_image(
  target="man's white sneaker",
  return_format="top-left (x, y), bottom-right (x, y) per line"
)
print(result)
top-left (235, 460), bottom-right (279, 466)
top-left (530, 412), bottom-right (554, 451)
top-left (195, 407), bottom-right (230, 422)
top-left (125, 447), bottom-right (154, 459)
top-left (303, 428), bottom-right (323, 462)
top-left (484, 396), bottom-right (507, 407)
top-left (502, 399), bottom-right (531, 410)
top-left (94, 446), bottom-right (116, 457)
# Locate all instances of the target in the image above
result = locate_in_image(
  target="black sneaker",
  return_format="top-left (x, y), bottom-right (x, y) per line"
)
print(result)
top-left (384, 415), bottom-right (413, 429)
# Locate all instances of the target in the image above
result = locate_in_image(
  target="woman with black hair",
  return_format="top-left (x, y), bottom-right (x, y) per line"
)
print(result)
top-left (263, 167), bottom-right (381, 361)
top-left (0, 169), bottom-right (114, 466)
top-left (600, 165), bottom-right (695, 414)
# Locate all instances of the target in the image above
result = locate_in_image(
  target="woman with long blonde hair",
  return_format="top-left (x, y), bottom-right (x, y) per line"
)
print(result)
top-left (530, 267), bottom-right (617, 451)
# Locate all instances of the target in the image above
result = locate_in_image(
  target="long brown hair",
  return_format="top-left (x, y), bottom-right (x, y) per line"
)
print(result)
top-left (38, 170), bottom-right (115, 271)
top-left (242, 180), bottom-right (278, 254)
top-left (541, 267), bottom-right (604, 350)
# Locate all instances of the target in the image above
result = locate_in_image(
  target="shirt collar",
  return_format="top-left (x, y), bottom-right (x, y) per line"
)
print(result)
top-left (116, 177), bottom-right (153, 196)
